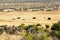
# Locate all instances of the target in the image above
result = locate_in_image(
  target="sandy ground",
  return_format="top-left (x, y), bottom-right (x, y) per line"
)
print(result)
top-left (0, 11), bottom-right (60, 27)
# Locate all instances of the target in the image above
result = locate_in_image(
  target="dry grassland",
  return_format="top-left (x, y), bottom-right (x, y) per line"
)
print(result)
top-left (0, 11), bottom-right (60, 40)
top-left (0, 11), bottom-right (60, 27)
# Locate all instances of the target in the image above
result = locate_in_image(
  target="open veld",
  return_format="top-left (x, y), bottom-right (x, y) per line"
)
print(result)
top-left (0, 10), bottom-right (60, 40)
top-left (0, 2), bottom-right (60, 40)
top-left (0, 11), bottom-right (60, 27)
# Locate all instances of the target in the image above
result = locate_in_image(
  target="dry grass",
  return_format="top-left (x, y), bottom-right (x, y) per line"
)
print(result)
top-left (0, 11), bottom-right (60, 26)
top-left (0, 11), bottom-right (60, 40)
top-left (0, 32), bottom-right (23, 40)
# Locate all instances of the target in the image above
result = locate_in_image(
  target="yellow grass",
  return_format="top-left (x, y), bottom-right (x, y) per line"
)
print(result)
top-left (0, 11), bottom-right (60, 40)
top-left (0, 11), bottom-right (60, 27)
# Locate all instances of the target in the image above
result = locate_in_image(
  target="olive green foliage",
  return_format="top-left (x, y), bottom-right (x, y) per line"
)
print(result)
top-left (51, 21), bottom-right (60, 39)
top-left (0, 24), bottom-right (51, 40)
top-left (17, 17), bottom-right (20, 19)
top-left (39, 36), bottom-right (46, 40)
top-left (18, 24), bottom-right (26, 29)
top-left (25, 33), bottom-right (33, 40)
top-left (51, 21), bottom-right (60, 31)
top-left (56, 31), bottom-right (60, 38)
top-left (36, 24), bottom-right (41, 26)
top-left (22, 24), bottom-right (50, 40)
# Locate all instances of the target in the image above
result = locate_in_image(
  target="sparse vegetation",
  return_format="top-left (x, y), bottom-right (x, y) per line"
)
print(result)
top-left (51, 21), bottom-right (60, 39)
top-left (45, 25), bottom-right (50, 28)
top-left (36, 24), bottom-right (41, 26)
top-left (0, 1), bottom-right (60, 40)
top-left (51, 21), bottom-right (60, 31)
top-left (48, 17), bottom-right (51, 20)
top-left (0, 28), bottom-right (4, 34)
top-left (17, 17), bottom-right (21, 19)
top-left (32, 17), bottom-right (36, 19)
top-left (12, 18), bottom-right (16, 20)
top-left (0, 22), bottom-right (60, 40)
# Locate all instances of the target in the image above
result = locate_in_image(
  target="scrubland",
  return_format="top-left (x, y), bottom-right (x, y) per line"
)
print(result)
top-left (0, 11), bottom-right (60, 40)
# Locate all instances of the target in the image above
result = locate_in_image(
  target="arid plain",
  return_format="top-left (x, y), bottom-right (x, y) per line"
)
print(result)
top-left (0, 11), bottom-right (60, 27)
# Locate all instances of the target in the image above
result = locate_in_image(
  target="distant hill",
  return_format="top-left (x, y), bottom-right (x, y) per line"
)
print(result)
top-left (0, 0), bottom-right (60, 3)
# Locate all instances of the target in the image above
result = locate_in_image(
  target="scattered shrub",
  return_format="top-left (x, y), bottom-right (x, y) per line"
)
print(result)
top-left (0, 26), bottom-right (6, 34)
top-left (36, 24), bottom-right (41, 26)
top-left (5, 26), bottom-right (17, 35)
top-left (44, 17), bottom-right (46, 19)
top-left (47, 17), bottom-right (51, 20)
top-left (21, 23), bottom-right (25, 26)
top-left (0, 28), bottom-right (4, 34)
top-left (45, 25), bottom-right (50, 28)
top-left (17, 17), bottom-right (20, 19)
top-left (32, 34), bottom-right (41, 40)
top-left (32, 17), bottom-right (36, 19)
top-left (50, 30), bottom-right (57, 36)
top-left (56, 31), bottom-right (60, 39)
top-left (51, 22), bottom-right (60, 31)
top-left (51, 21), bottom-right (60, 39)
top-left (12, 18), bottom-right (16, 20)
top-left (39, 36), bottom-right (46, 40)
top-left (24, 33), bottom-right (33, 40)
top-left (22, 18), bottom-right (26, 20)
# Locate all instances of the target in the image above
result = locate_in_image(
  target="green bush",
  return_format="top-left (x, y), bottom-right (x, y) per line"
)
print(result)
top-left (51, 21), bottom-right (60, 39)
top-left (39, 36), bottom-right (46, 40)
top-left (25, 33), bottom-right (33, 40)
top-left (56, 31), bottom-right (60, 38)
top-left (51, 21), bottom-right (60, 31)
